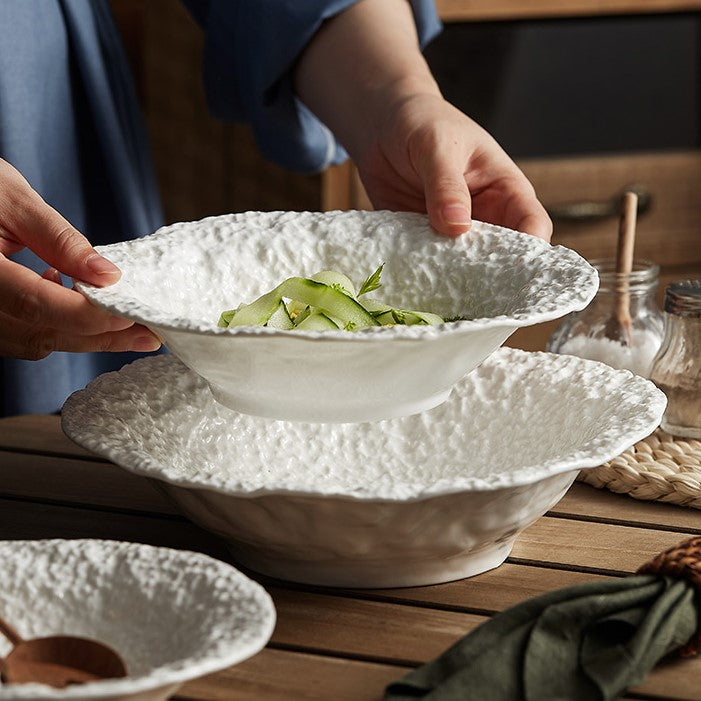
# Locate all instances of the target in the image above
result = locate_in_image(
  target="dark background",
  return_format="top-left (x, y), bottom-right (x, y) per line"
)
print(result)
top-left (425, 13), bottom-right (700, 158)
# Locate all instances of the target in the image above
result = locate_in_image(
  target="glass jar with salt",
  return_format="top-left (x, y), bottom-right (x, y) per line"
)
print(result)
top-left (649, 280), bottom-right (701, 438)
top-left (547, 259), bottom-right (664, 377)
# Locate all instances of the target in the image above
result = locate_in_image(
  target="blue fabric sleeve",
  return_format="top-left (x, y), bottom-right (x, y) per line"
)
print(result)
top-left (0, 0), bottom-right (165, 416)
top-left (184, 1), bottom-right (442, 173)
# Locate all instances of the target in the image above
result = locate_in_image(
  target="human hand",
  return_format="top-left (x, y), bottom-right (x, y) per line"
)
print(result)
top-left (294, 0), bottom-right (551, 241)
top-left (356, 92), bottom-right (552, 240)
top-left (0, 159), bottom-right (161, 360)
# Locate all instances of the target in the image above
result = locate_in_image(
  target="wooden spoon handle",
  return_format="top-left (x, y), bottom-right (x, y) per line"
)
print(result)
top-left (0, 615), bottom-right (23, 646)
top-left (614, 191), bottom-right (638, 334)
top-left (616, 191), bottom-right (638, 276)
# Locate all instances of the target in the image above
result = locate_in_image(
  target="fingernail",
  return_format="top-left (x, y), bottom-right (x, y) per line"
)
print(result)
top-left (44, 268), bottom-right (62, 284)
top-left (109, 316), bottom-right (134, 331)
top-left (441, 205), bottom-right (471, 226)
top-left (86, 253), bottom-right (120, 276)
top-left (132, 335), bottom-right (162, 352)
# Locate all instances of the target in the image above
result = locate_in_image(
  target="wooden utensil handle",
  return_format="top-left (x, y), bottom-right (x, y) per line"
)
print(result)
top-left (615, 191), bottom-right (638, 333)
top-left (0, 615), bottom-right (22, 646)
top-left (616, 192), bottom-right (638, 276)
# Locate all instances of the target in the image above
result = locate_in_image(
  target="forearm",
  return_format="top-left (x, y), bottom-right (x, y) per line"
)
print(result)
top-left (293, 0), bottom-right (440, 165)
top-left (293, 0), bottom-right (551, 239)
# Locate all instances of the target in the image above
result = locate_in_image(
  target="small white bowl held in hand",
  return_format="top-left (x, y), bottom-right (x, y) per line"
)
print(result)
top-left (0, 540), bottom-right (275, 700)
top-left (75, 210), bottom-right (598, 423)
top-left (62, 349), bottom-right (666, 589)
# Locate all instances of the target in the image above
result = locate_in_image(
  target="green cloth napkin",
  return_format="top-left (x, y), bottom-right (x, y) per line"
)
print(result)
top-left (384, 575), bottom-right (699, 701)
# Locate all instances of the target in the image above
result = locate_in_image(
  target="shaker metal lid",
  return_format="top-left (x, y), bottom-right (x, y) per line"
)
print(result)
top-left (664, 280), bottom-right (701, 316)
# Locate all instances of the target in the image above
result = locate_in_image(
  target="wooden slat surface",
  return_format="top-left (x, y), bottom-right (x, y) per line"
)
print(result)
top-left (1, 415), bottom-right (700, 701)
top-left (513, 517), bottom-right (697, 573)
top-left (0, 451), bottom-right (178, 515)
top-left (353, 563), bottom-right (615, 612)
top-left (269, 588), bottom-right (485, 666)
top-left (2, 416), bottom-right (698, 530)
top-left (0, 498), bottom-right (228, 560)
top-left (177, 648), bottom-right (410, 701)
top-left (435, 0), bottom-right (701, 21)
top-left (0, 413), bottom-right (99, 459)
top-left (175, 646), bottom-right (701, 701)
top-left (554, 481), bottom-right (701, 533)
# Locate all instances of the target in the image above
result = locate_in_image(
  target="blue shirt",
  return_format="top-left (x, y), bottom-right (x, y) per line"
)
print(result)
top-left (0, 0), bottom-right (440, 415)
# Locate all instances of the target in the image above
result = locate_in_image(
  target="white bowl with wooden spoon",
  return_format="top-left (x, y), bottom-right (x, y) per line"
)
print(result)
top-left (0, 540), bottom-right (275, 700)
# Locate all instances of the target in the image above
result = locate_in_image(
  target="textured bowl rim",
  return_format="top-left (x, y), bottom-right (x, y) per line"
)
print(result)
top-left (61, 350), bottom-right (667, 503)
top-left (74, 213), bottom-right (599, 340)
top-left (0, 539), bottom-right (276, 700)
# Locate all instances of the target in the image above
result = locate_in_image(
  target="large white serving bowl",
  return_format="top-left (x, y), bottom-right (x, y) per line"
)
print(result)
top-left (75, 210), bottom-right (598, 422)
top-left (0, 540), bottom-right (275, 700)
top-left (62, 350), bottom-right (666, 589)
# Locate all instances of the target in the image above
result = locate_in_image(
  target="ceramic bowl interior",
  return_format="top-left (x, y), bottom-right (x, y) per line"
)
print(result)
top-left (62, 349), bottom-right (666, 588)
top-left (0, 540), bottom-right (275, 700)
top-left (76, 210), bottom-right (598, 422)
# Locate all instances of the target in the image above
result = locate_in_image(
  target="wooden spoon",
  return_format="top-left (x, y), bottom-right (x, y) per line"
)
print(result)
top-left (605, 190), bottom-right (638, 346)
top-left (0, 614), bottom-right (127, 688)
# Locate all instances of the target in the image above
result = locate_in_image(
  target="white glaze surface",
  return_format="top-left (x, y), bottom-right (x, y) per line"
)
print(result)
top-left (0, 540), bottom-right (275, 700)
top-left (62, 349), bottom-right (666, 500)
top-left (62, 351), bottom-right (665, 587)
top-left (75, 211), bottom-right (599, 422)
top-left (162, 471), bottom-right (577, 587)
top-left (77, 211), bottom-right (597, 333)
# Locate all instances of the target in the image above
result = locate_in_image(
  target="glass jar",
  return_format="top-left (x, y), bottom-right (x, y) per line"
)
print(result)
top-left (649, 280), bottom-right (701, 438)
top-left (547, 259), bottom-right (664, 377)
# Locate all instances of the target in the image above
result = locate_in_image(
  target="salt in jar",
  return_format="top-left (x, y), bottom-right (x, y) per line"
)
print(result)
top-left (547, 259), bottom-right (664, 377)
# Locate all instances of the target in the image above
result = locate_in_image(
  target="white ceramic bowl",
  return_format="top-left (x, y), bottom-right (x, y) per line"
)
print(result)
top-left (0, 540), bottom-right (275, 700)
top-left (62, 350), bottom-right (666, 588)
top-left (76, 210), bottom-right (598, 422)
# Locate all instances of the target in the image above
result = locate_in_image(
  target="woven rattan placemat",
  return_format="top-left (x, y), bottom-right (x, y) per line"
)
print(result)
top-left (577, 428), bottom-right (701, 509)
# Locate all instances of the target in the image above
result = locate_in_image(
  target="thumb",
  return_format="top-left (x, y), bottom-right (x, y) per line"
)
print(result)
top-left (35, 220), bottom-right (122, 288)
top-left (0, 159), bottom-right (121, 286)
top-left (417, 157), bottom-right (472, 237)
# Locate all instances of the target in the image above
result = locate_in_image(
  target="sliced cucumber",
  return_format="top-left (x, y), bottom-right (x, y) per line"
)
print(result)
top-left (310, 270), bottom-right (356, 298)
top-left (278, 278), bottom-right (379, 329)
top-left (374, 309), bottom-right (444, 326)
top-left (295, 311), bottom-right (339, 330)
top-left (373, 310), bottom-right (399, 326)
top-left (293, 305), bottom-right (312, 326)
top-left (267, 301), bottom-right (295, 330)
top-left (218, 264), bottom-right (446, 331)
top-left (225, 287), bottom-right (283, 328)
top-left (362, 298), bottom-right (393, 314)
top-left (404, 310), bottom-right (444, 326)
top-left (286, 298), bottom-right (307, 318)
top-left (218, 308), bottom-right (237, 327)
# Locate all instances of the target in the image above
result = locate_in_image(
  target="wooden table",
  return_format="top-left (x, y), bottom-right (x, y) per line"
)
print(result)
top-left (1, 414), bottom-right (700, 700)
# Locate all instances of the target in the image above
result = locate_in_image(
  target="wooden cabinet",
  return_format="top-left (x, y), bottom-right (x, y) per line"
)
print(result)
top-left (326, 151), bottom-right (701, 270)
top-left (433, 0), bottom-right (701, 21)
top-left (519, 152), bottom-right (701, 268)
top-left (515, 151), bottom-right (701, 349)
top-left (322, 150), bottom-right (701, 351)
top-left (323, 151), bottom-right (701, 266)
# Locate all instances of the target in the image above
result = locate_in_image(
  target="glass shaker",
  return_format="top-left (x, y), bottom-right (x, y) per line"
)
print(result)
top-left (547, 259), bottom-right (664, 378)
top-left (649, 280), bottom-right (701, 438)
